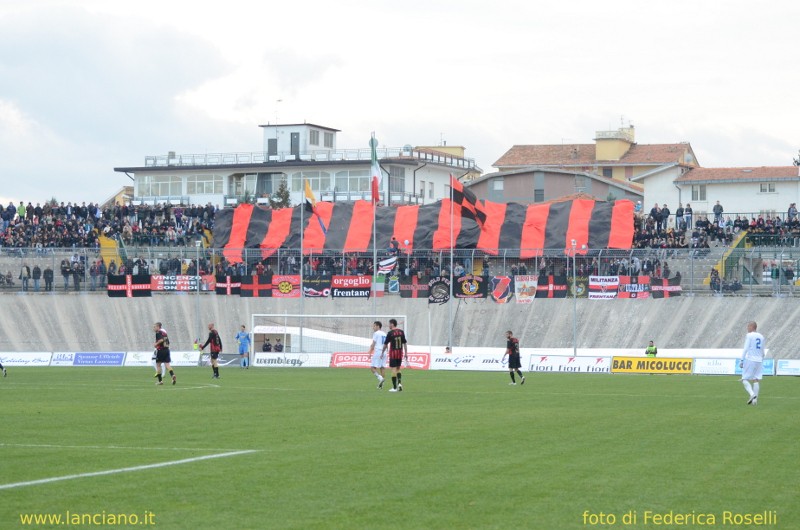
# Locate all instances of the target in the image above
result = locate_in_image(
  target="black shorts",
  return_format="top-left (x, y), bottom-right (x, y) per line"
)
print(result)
top-left (508, 354), bottom-right (522, 369)
top-left (155, 349), bottom-right (171, 363)
top-left (389, 357), bottom-right (403, 368)
top-left (210, 352), bottom-right (220, 360)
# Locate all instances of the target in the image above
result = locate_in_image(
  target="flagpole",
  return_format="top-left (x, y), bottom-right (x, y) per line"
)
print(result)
top-left (448, 176), bottom-right (454, 351)
top-left (372, 192), bottom-right (377, 318)
top-left (370, 133), bottom-right (380, 319)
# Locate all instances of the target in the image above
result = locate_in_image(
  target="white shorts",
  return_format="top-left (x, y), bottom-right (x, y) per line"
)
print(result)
top-left (370, 352), bottom-right (385, 369)
top-left (741, 360), bottom-right (763, 381)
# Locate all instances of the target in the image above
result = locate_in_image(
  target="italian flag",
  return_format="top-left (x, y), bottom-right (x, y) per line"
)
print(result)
top-left (370, 132), bottom-right (381, 203)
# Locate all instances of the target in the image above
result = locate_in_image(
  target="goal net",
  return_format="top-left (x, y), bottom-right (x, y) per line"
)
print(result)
top-left (250, 314), bottom-right (408, 354)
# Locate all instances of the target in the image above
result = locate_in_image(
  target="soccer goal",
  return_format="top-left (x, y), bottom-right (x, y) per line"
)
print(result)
top-left (250, 314), bottom-right (408, 354)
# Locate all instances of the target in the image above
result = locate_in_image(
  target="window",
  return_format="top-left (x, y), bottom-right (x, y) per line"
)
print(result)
top-left (602, 168), bottom-right (613, 178)
top-left (138, 175), bottom-right (182, 197)
top-left (334, 170), bottom-right (370, 193)
top-left (186, 175), bottom-right (222, 195)
top-left (760, 182), bottom-right (776, 193)
top-left (429, 182), bottom-right (434, 199)
top-left (493, 178), bottom-right (504, 191)
top-left (309, 130), bottom-right (320, 146)
top-left (419, 180), bottom-right (425, 198)
top-left (389, 166), bottom-right (405, 193)
top-left (323, 132), bottom-right (334, 148)
top-left (691, 184), bottom-right (706, 201)
top-left (534, 189), bottom-right (544, 202)
top-left (242, 174), bottom-right (258, 195)
top-left (291, 171), bottom-right (331, 192)
top-left (575, 175), bottom-right (587, 192)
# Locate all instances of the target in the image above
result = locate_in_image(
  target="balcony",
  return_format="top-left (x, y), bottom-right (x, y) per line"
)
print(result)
top-left (143, 147), bottom-right (478, 171)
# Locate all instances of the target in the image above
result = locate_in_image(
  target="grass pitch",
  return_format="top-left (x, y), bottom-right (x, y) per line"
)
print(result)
top-left (0, 368), bottom-right (796, 529)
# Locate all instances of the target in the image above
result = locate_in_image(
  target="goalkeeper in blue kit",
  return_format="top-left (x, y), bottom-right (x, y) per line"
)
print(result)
top-left (236, 325), bottom-right (251, 369)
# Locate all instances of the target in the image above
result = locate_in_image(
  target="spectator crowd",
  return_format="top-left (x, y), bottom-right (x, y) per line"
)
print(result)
top-left (1, 201), bottom-right (216, 249)
top-left (634, 200), bottom-right (800, 252)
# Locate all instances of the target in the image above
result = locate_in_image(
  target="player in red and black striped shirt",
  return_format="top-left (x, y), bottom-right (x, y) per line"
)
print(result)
top-left (381, 318), bottom-right (408, 392)
top-left (153, 322), bottom-right (176, 386)
top-left (502, 330), bottom-right (525, 386)
top-left (200, 323), bottom-right (223, 379)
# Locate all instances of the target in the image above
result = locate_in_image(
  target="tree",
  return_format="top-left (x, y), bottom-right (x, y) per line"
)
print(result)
top-left (794, 149), bottom-right (800, 167)
top-left (270, 180), bottom-right (291, 209)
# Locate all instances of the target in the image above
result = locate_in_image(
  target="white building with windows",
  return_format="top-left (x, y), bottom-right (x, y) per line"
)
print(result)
top-left (673, 166), bottom-right (800, 219)
top-left (114, 123), bottom-right (480, 207)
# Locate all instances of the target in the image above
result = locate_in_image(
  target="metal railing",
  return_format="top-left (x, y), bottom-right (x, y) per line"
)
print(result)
top-left (0, 245), bottom-right (795, 297)
top-left (637, 211), bottom-right (800, 230)
top-left (143, 147), bottom-right (478, 170)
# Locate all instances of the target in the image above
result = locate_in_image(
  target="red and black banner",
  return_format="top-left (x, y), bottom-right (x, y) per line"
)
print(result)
top-left (331, 275), bottom-right (372, 298)
top-left (490, 275), bottom-right (514, 303)
top-left (588, 276), bottom-right (619, 299)
top-left (212, 198), bottom-right (635, 262)
top-left (617, 275), bottom-right (652, 299)
top-left (303, 275), bottom-right (331, 298)
top-left (272, 275), bottom-right (300, 298)
top-left (535, 275), bottom-right (568, 298)
top-left (215, 275), bottom-right (241, 295)
top-left (240, 275), bottom-right (272, 297)
top-left (651, 276), bottom-right (682, 298)
top-left (454, 274), bottom-right (487, 299)
top-left (400, 275), bottom-right (429, 298)
top-left (108, 274), bottom-right (152, 297)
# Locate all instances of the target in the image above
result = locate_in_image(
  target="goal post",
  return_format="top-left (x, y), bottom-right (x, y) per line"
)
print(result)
top-left (250, 314), bottom-right (408, 355)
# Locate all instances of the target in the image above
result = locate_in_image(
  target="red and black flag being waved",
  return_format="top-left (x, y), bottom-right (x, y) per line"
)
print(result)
top-left (450, 175), bottom-right (486, 229)
top-left (212, 198), bottom-right (635, 256)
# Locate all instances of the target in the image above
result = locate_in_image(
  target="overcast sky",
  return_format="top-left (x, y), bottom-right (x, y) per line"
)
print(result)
top-left (1, 0), bottom-right (798, 206)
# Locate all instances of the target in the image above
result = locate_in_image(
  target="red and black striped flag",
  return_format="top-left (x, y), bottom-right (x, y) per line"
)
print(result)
top-left (212, 198), bottom-right (634, 262)
top-left (450, 175), bottom-right (486, 229)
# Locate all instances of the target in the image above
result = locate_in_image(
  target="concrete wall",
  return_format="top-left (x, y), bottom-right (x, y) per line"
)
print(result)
top-left (0, 295), bottom-right (797, 358)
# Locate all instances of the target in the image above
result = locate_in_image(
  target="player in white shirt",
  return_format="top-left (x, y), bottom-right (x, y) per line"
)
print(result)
top-left (369, 321), bottom-right (387, 389)
top-left (741, 321), bottom-right (766, 405)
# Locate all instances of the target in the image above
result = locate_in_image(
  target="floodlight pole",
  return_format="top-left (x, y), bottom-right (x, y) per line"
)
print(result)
top-left (195, 239), bottom-right (202, 343)
top-left (571, 239), bottom-right (577, 357)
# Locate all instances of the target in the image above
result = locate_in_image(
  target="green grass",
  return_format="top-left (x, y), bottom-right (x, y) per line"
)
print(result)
top-left (0, 368), bottom-right (797, 529)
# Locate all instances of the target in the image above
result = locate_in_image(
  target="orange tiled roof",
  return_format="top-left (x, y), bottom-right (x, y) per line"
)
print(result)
top-left (618, 143), bottom-right (693, 164)
top-left (676, 166), bottom-right (799, 183)
top-left (493, 144), bottom-right (595, 167)
top-left (494, 143), bottom-right (695, 168)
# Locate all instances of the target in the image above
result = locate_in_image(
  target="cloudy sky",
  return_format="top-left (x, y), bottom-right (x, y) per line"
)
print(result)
top-left (1, 0), bottom-right (797, 205)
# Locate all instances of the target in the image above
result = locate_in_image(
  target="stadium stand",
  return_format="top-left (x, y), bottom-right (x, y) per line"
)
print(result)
top-left (1, 200), bottom-right (798, 297)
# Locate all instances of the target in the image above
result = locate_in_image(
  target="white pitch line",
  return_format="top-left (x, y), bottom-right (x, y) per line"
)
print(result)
top-left (0, 443), bottom-right (250, 452)
top-left (0, 450), bottom-right (257, 490)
